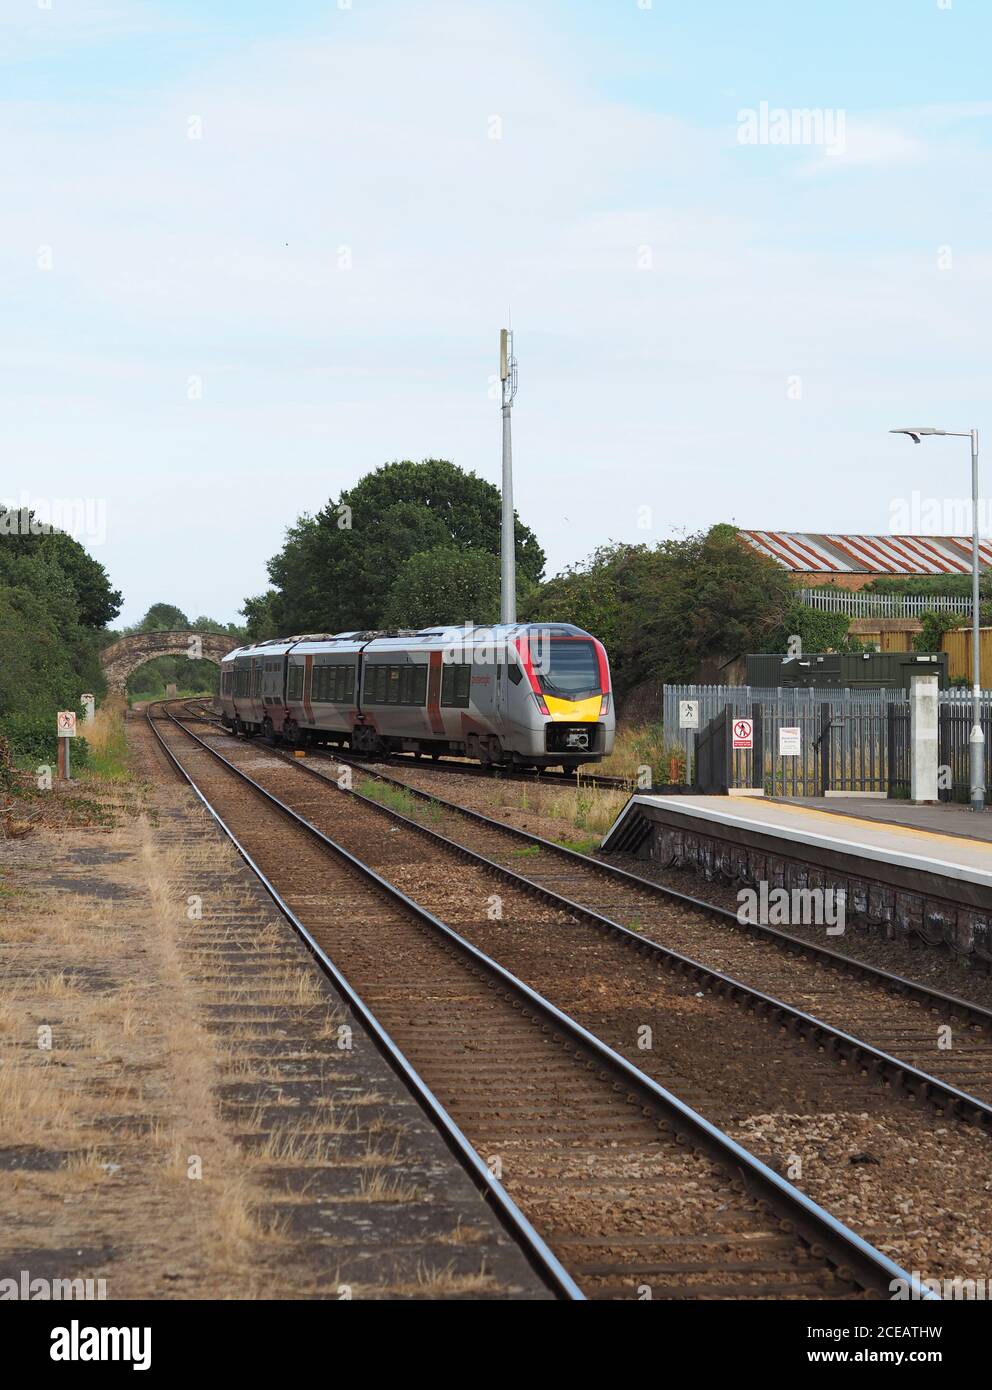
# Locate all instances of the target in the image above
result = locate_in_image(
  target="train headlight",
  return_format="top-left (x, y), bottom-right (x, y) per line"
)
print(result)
top-left (599, 694), bottom-right (611, 716)
top-left (534, 693), bottom-right (550, 716)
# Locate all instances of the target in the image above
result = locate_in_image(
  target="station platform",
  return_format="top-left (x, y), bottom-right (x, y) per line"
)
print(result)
top-left (777, 796), bottom-right (992, 845)
top-left (601, 794), bottom-right (992, 963)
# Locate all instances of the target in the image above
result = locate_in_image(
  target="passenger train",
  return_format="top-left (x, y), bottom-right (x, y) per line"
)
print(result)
top-left (218, 623), bottom-right (615, 770)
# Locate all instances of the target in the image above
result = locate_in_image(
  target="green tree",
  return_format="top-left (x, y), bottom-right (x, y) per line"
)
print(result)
top-left (381, 547), bottom-right (522, 628)
top-left (132, 602), bottom-right (190, 632)
top-left (250, 459), bottom-right (545, 635)
top-left (0, 514), bottom-right (113, 725)
top-left (0, 509), bottom-right (121, 627)
top-left (241, 590), bottom-right (280, 641)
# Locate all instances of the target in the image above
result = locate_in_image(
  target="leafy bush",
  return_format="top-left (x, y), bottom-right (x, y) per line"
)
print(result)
top-left (914, 609), bottom-right (965, 654)
top-left (0, 711), bottom-right (89, 768)
top-left (774, 602), bottom-right (864, 654)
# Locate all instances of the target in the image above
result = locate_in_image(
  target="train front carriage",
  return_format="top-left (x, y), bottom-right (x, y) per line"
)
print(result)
top-left (502, 625), bottom-right (614, 768)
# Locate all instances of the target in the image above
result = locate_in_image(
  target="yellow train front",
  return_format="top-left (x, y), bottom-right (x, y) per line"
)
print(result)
top-left (220, 621), bottom-right (615, 771)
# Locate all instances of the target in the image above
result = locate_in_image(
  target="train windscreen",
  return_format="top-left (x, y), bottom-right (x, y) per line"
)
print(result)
top-left (535, 640), bottom-right (601, 699)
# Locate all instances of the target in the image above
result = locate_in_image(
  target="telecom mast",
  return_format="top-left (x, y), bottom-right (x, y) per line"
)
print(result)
top-left (499, 327), bottom-right (518, 624)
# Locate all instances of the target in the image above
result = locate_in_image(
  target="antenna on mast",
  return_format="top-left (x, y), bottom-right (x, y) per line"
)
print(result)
top-left (499, 327), bottom-right (518, 623)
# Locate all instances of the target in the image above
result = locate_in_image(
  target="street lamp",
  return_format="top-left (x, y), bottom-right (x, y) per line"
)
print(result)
top-left (890, 426), bottom-right (984, 812)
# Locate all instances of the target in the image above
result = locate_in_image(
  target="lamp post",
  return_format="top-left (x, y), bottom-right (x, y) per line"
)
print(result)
top-left (890, 426), bottom-right (984, 812)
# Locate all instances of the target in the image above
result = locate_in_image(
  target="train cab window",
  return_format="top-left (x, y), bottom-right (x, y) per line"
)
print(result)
top-left (441, 663), bottom-right (472, 708)
top-left (507, 661), bottom-right (523, 685)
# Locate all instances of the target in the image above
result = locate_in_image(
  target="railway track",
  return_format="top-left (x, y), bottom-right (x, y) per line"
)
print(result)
top-left (151, 701), bottom-right (928, 1300)
top-left (285, 743), bottom-right (992, 1114)
top-left (183, 702), bottom-right (992, 1111)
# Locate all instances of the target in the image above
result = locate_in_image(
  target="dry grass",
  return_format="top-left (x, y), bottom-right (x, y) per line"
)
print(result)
top-left (503, 782), bottom-right (628, 837)
top-left (596, 721), bottom-right (685, 783)
top-left (357, 1169), bottom-right (422, 1203)
top-left (0, 1061), bottom-right (76, 1147)
top-left (80, 703), bottom-right (125, 756)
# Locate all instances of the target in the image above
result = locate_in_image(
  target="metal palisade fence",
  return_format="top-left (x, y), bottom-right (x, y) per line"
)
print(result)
top-left (798, 588), bottom-right (972, 619)
top-left (665, 685), bottom-right (992, 799)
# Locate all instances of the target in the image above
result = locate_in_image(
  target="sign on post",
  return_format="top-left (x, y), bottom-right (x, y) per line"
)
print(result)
top-left (732, 717), bottom-right (754, 750)
top-left (779, 726), bottom-right (801, 757)
top-left (57, 710), bottom-right (76, 782)
top-left (678, 699), bottom-right (699, 730)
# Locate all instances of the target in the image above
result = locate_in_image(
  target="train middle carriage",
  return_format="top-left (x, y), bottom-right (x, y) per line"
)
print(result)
top-left (219, 623), bottom-right (615, 769)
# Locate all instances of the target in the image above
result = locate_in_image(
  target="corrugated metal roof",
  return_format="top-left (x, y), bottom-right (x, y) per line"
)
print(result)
top-left (739, 530), bottom-right (992, 575)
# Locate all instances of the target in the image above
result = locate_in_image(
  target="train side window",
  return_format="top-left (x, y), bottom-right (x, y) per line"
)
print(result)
top-left (413, 666), bottom-right (427, 705)
top-left (441, 662), bottom-right (472, 708)
top-left (287, 665), bottom-right (302, 699)
top-left (367, 665), bottom-right (387, 704)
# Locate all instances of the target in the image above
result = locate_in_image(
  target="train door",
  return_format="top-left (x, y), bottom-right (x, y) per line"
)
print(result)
top-left (493, 650), bottom-right (507, 733)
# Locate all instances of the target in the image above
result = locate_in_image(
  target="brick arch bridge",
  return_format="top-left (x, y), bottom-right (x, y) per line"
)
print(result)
top-left (100, 630), bottom-right (241, 695)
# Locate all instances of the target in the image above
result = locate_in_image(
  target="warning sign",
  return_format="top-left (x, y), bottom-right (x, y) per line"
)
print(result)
top-left (732, 718), bottom-right (753, 750)
top-left (678, 699), bottom-right (699, 730)
top-left (779, 726), bottom-right (801, 757)
top-left (57, 710), bottom-right (77, 738)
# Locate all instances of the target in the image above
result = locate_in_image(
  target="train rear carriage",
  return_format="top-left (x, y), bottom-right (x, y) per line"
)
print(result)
top-left (219, 640), bottom-right (295, 736)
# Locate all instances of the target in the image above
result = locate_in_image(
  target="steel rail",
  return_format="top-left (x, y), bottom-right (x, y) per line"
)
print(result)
top-left (146, 703), bottom-right (584, 1301)
top-left (158, 704), bottom-right (936, 1299)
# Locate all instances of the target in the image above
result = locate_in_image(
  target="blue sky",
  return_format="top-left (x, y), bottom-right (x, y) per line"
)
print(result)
top-left (3, 0), bottom-right (991, 624)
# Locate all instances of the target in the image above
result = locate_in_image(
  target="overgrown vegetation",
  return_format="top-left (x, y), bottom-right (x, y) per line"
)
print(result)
top-left (914, 609), bottom-right (967, 655)
top-left (0, 509), bottom-right (119, 762)
top-left (778, 601), bottom-right (865, 655)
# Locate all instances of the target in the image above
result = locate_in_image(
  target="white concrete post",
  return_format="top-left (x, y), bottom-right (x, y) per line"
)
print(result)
top-left (910, 671), bottom-right (939, 804)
